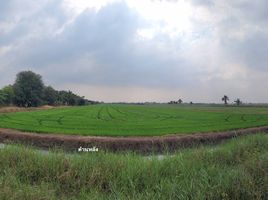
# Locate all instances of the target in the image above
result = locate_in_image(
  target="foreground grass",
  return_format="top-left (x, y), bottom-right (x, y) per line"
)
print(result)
top-left (0, 104), bottom-right (268, 136)
top-left (0, 134), bottom-right (267, 200)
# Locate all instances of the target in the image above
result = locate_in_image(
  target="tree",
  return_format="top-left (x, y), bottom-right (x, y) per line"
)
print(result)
top-left (43, 86), bottom-right (57, 105)
top-left (78, 96), bottom-right (86, 106)
top-left (234, 98), bottom-right (242, 106)
top-left (2, 70), bottom-right (92, 107)
top-left (0, 90), bottom-right (6, 105)
top-left (57, 90), bottom-right (81, 106)
top-left (221, 95), bottom-right (229, 105)
top-left (57, 90), bottom-right (68, 105)
top-left (1, 85), bottom-right (15, 105)
top-left (66, 91), bottom-right (76, 106)
top-left (13, 71), bottom-right (45, 107)
top-left (178, 99), bottom-right (183, 104)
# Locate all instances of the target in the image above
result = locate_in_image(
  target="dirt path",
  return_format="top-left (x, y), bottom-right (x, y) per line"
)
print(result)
top-left (0, 126), bottom-right (268, 153)
top-left (0, 105), bottom-right (68, 113)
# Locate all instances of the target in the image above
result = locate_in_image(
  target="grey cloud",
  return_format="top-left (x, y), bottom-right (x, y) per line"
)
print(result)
top-left (0, 1), bottom-right (12, 20)
top-left (0, 0), bottom-right (67, 45)
top-left (214, 1), bottom-right (268, 71)
top-left (220, 31), bottom-right (268, 70)
top-left (14, 2), bottom-right (140, 65)
top-left (232, 0), bottom-right (268, 25)
top-left (0, 0), bottom-right (268, 102)
top-left (190, 0), bottom-right (214, 7)
top-left (190, 0), bottom-right (268, 72)
top-left (4, 1), bottom-right (200, 89)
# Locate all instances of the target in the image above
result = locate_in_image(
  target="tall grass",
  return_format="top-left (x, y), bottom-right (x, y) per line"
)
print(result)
top-left (0, 134), bottom-right (267, 199)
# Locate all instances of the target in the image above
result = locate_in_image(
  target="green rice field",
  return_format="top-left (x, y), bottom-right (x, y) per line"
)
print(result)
top-left (0, 104), bottom-right (268, 136)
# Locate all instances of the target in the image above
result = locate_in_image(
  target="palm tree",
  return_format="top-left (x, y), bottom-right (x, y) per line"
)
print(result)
top-left (221, 95), bottom-right (229, 105)
top-left (234, 98), bottom-right (242, 106)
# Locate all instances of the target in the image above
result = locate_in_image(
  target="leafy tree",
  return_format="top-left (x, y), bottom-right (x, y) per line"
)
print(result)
top-left (78, 96), bottom-right (86, 106)
top-left (178, 99), bottom-right (183, 104)
top-left (57, 90), bottom-right (80, 106)
top-left (221, 95), bottom-right (229, 105)
top-left (13, 71), bottom-right (45, 107)
top-left (57, 90), bottom-right (67, 105)
top-left (2, 70), bottom-right (93, 107)
top-left (1, 85), bottom-right (15, 105)
top-left (234, 98), bottom-right (242, 106)
top-left (43, 86), bottom-right (57, 105)
top-left (0, 90), bottom-right (6, 105)
top-left (67, 91), bottom-right (77, 106)
top-left (57, 90), bottom-right (71, 105)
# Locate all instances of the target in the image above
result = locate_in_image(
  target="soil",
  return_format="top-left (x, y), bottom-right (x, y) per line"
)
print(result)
top-left (0, 126), bottom-right (267, 154)
top-left (0, 106), bottom-right (27, 113)
top-left (0, 105), bottom-right (67, 113)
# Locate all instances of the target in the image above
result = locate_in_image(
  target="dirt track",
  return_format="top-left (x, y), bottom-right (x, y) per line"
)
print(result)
top-left (0, 105), bottom-right (68, 113)
top-left (0, 126), bottom-right (268, 153)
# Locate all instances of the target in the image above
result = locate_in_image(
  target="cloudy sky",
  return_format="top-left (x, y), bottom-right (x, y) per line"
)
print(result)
top-left (0, 0), bottom-right (268, 103)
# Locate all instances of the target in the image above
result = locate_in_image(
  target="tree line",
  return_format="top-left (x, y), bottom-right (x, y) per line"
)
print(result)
top-left (0, 71), bottom-right (98, 107)
top-left (168, 96), bottom-right (243, 106)
top-left (222, 95), bottom-right (242, 106)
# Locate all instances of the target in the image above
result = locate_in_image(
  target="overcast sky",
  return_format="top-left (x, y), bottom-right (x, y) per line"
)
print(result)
top-left (0, 0), bottom-right (268, 103)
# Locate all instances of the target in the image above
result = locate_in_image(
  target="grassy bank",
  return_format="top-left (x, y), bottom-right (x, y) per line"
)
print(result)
top-left (0, 134), bottom-right (267, 200)
top-left (1, 104), bottom-right (268, 136)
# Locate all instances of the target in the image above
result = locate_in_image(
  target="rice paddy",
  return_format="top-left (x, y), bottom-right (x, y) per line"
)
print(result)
top-left (0, 104), bottom-right (268, 136)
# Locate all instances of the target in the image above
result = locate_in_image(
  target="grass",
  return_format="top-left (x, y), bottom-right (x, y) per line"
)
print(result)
top-left (0, 134), bottom-right (267, 200)
top-left (0, 104), bottom-right (268, 136)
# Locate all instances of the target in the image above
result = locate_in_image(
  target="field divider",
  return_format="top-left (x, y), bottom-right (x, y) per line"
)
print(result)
top-left (0, 126), bottom-right (268, 154)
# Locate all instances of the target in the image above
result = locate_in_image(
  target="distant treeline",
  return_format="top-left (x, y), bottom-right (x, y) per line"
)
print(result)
top-left (0, 71), bottom-right (98, 107)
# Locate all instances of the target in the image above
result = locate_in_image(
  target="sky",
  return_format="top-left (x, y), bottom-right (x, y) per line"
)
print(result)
top-left (0, 0), bottom-right (268, 103)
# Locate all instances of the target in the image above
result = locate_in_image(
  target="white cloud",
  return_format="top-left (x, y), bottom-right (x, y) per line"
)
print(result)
top-left (63, 0), bottom-right (121, 15)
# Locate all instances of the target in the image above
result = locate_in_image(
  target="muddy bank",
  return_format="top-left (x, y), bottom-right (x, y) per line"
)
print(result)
top-left (0, 127), bottom-right (268, 154)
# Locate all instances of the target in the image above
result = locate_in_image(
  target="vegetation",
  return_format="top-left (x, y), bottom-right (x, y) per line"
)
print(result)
top-left (1, 72), bottom-right (267, 199)
top-left (0, 85), bottom-right (15, 105)
top-left (234, 98), bottom-right (242, 106)
top-left (168, 99), bottom-right (183, 104)
top-left (0, 104), bottom-right (268, 136)
top-left (0, 90), bottom-right (5, 105)
top-left (222, 95), bottom-right (229, 105)
top-left (0, 71), bottom-right (97, 107)
top-left (13, 71), bottom-right (45, 107)
top-left (0, 134), bottom-right (267, 200)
